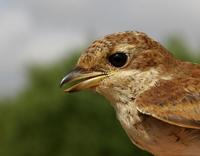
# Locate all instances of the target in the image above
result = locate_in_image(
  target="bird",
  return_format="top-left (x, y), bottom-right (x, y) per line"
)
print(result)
top-left (60, 31), bottom-right (200, 156)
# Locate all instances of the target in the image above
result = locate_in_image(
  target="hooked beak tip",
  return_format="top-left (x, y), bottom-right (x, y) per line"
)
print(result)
top-left (60, 76), bottom-right (68, 88)
top-left (60, 67), bottom-right (83, 88)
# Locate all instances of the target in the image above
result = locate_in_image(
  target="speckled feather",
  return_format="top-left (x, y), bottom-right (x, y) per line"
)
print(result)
top-left (78, 31), bottom-right (163, 69)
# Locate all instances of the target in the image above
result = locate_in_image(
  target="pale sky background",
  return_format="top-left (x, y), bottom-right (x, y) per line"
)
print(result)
top-left (0, 0), bottom-right (200, 97)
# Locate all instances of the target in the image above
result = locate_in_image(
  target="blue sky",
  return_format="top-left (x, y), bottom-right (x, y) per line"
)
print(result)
top-left (0, 0), bottom-right (200, 96)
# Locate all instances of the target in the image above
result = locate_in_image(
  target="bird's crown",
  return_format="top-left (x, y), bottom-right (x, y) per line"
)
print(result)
top-left (77, 31), bottom-right (173, 71)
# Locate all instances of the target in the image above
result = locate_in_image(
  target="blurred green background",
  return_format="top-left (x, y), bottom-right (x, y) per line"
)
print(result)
top-left (0, 38), bottom-right (199, 156)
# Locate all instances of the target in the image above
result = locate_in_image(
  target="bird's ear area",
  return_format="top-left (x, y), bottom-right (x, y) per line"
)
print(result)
top-left (136, 79), bottom-right (200, 129)
top-left (128, 48), bottom-right (176, 70)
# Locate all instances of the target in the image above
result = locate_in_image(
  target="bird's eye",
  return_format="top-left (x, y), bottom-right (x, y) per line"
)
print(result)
top-left (108, 52), bottom-right (128, 67)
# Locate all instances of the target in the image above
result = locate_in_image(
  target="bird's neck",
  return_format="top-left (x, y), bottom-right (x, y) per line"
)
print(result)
top-left (96, 68), bottom-right (164, 131)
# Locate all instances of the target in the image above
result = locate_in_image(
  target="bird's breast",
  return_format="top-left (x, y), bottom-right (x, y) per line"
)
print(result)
top-left (116, 104), bottom-right (200, 156)
top-left (115, 101), bottom-right (152, 150)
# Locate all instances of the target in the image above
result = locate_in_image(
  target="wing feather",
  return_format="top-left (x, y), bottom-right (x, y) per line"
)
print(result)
top-left (136, 78), bottom-right (200, 129)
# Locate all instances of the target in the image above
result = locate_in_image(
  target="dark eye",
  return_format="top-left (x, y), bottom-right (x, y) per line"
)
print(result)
top-left (108, 52), bottom-right (128, 67)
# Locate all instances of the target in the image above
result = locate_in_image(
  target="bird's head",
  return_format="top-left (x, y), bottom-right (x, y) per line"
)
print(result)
top-left (60, 31), bottom-right (175, 101)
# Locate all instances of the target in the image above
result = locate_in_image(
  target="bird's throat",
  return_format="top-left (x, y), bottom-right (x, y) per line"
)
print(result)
top-left (96, 68), bottom-right (160, 107)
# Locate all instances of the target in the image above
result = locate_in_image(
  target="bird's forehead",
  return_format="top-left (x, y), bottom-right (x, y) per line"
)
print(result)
top-left (86, 31), bottom-right (157, 53)
top-left (77, 31), bottom-right (158, 69)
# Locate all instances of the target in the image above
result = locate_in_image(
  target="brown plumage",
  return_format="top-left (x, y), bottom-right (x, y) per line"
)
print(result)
top-left (60, 31), bottom-right (200, 156)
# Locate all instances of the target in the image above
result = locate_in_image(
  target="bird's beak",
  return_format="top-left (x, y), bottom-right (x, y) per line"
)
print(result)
top-left (60, 67), bottom-right (107, 93)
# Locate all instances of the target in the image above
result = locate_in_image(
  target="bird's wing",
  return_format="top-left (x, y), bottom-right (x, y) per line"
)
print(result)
top-left (136, 78), bottom-right (200, 129)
